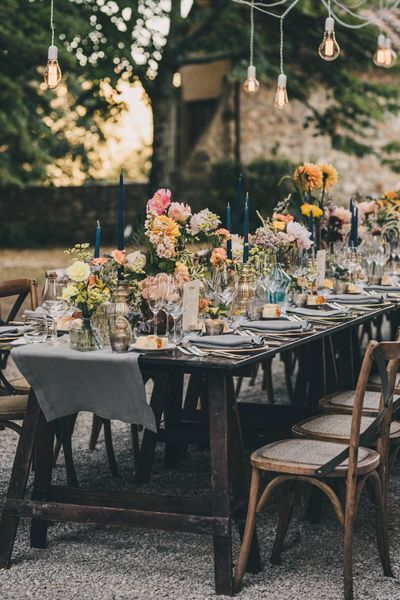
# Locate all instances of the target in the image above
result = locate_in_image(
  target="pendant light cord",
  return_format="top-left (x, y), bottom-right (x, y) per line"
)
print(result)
top-left (50, 0), bottom-right (55, 46)
top-left (279, 17), bottom-right (284, 73)
top-left (250, 1), bottom-right (254, 66)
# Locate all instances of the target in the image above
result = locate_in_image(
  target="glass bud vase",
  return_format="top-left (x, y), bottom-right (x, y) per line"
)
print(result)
top-left (266, 258), bottom-right (291, 306)
top-left (70, 317), bottom-right (103, 352)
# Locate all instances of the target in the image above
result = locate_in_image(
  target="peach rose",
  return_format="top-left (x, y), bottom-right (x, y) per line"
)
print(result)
top-left (91, 257), bottom-right (108, 266)
top-left (210, 247), bottom-right (227, 266)
top-left (174, 262), bottom-right (190, 287)
top-left (151, 215), bottom-right (180, 240)
top-left (216, 228), bottom-right (231, 241)
top-left (147, 188), bottom-right (172, 215)
top-left (273, 213), bottom-right (293, 223)
top-left (88, 275), bottom-right (96, 288)
top-left (168, 202), bottom-right (191, 223)
top-left (111, 249), bottom-right (127, 265)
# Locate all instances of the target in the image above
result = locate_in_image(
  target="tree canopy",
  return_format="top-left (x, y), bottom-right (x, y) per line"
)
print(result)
top-left (0, 0), bottom-right (399, 187)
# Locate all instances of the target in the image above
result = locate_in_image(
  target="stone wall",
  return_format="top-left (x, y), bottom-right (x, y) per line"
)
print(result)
top-left (0, 183), bottom-right (148, 248)
top-left (179, 82), bottom-right (400, 203)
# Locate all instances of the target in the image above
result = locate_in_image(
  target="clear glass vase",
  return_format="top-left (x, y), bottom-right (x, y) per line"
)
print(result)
top-left (69, 317), bottom-right (103, 352)
top-left (266, 257), bottom-right (291, 306)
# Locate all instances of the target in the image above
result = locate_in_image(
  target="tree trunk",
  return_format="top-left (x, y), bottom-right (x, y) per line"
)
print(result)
top-left (148, 73), bottom-right (177, 193)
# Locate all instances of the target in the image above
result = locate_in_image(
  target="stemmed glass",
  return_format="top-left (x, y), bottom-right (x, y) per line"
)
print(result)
top-left (41, 277), bottom-right (67, 344)
top-left (147, 276), bottom-right (166, 337)
top-left (163, 277), bottom-right (183, 344)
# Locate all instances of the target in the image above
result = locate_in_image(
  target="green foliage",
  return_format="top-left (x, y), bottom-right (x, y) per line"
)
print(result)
top-left (207, 158), bottom-right (295, 224)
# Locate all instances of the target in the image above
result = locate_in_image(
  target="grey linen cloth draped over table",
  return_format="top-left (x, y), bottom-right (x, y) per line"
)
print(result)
top-left (12, 344), bottom-right (156, 432)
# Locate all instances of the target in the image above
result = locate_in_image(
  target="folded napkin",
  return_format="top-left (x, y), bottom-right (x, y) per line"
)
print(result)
top-left (23, 308), bottom-right (53, 322)
top-left (329, 294), bottom-right (383, 305)
top-left (188, 334), bottom-right (260, 348)
top-left (365, 285), bottom-right (400, 293)
top-left (0, 326), bottom-right (18, 337)
top-left (242, 320), bottom-right (312, 332)
top-left (286, 307), bottom-right (345, 318)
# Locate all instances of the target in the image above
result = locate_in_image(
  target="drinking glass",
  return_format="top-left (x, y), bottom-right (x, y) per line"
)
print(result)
top-left (41, 278), bottom-right (67, 344)
top-left (23, 317), bottom-right (48, 344)
top-left (163, 278), bottom-right (183, 344)
top-left (147, 275), bottom-right (167, 337)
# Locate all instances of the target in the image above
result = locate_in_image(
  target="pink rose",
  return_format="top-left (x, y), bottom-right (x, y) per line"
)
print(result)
top-left (147, 188), bottom-right (172, 215)
top-left (168, 202), bottom-right (191, 223)
top-left (331, 207), bottom-right (351, 223)
top-left (357, 200), bottom-right (376, 217)
top-left (111, 249), bottom-right (127, 265)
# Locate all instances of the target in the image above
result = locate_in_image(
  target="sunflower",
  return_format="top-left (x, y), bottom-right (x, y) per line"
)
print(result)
top-left (300, 203), bottom-right (323, 218)
top-left (293, 163), bottom-right (323, 192)
top-left (319, 163), bottom-right (338, 191)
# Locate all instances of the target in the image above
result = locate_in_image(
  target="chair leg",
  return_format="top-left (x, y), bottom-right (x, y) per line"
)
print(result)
top-left (233, 467), bottom-right (261, 592)
top-left (369, 470), bottom-right (393, 577)
top-left (235, 376), bottom-right (243, 398)
top-left (263, 360), bottom-right (275, 405)
top-left (53, 437), bottom-right (62, 466)
top-left (103, 419), bottom-right (119, 478)
top-left (270, 481), bottom-right (296, 565)
top-left (89, 414), bottom-right (103, 450)
top-left (343, 498), bottom-right (355, 600)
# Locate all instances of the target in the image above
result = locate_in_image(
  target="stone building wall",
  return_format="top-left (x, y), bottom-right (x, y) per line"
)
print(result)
top-left (180, 82), bottom-right (400, 202)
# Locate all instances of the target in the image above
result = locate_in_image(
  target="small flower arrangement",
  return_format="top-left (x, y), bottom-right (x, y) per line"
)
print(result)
top-left (252, 211), bottom-right (312, 264)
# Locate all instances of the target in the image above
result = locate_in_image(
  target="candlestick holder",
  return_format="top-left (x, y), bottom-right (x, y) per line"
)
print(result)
top-left (233, 263), bottom-right (256, 315)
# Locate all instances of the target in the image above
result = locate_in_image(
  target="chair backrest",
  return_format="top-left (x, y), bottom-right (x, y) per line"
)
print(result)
top-left (0, 279), bottom-right (38, 324)
top-left (313, 338), bottom-right (400, 479)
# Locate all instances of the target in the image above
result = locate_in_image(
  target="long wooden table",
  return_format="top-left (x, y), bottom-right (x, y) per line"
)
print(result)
top-left (0, 304), bottom-right (398, 595)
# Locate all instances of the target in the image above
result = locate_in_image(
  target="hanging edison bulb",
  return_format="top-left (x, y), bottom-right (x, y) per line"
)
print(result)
top-left (383, 37), bottom-right (397, 68)
top-left (243, 65), bottom-right (260, 94)
top-left (318, 17), bottom-right (340, 61)
top-left (44, 45), bottom-right (62, 89)
top-left (373, 34), bottom-right (387, 66)
top-left (274, 74), bottom-right (288, 110)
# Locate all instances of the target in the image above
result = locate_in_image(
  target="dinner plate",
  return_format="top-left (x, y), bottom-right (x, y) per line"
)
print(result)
top-left (130, 340), bottom-right (176, 353)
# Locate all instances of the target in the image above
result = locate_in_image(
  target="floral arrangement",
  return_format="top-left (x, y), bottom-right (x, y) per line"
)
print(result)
top-left (251, 211), bottom-right (312, 265)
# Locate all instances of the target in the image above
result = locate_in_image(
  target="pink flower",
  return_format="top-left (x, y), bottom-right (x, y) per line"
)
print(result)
top-left (357, 200), bottom-right (376, 217)
top-left (174, 263), bottom-right (190, 288)
top-left (331, 206), bottom-right (351, 223)
top-left (286, 221), bottom-right (312, 250)
top-left (147, 188), bottom-right (172, 215)
top-left (168, 202), bottom-right (191, 223)
top-left (91, 257), bottom-right (108, 266)
top-left (111, 250), bottom-right (127, 265)
top-left (210, 247), bottom-right (227, 267)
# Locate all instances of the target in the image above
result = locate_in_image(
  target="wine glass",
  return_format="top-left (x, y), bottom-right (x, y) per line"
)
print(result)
top-left (163, 277), bottom-right (183, 344)
top-left (147, 275), bottom-right (167, 337)
top-left (41, 277), bottom-right (67, 344)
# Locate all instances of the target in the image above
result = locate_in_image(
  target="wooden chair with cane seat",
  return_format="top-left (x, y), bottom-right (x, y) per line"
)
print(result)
top-left (0, 279), bottom-right (38, 434)
top-left (234, 340), bottom-right (400, 600)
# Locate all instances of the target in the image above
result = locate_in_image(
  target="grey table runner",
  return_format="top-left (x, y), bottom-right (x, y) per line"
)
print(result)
top-left (12, 344), bottom-right (156, 432)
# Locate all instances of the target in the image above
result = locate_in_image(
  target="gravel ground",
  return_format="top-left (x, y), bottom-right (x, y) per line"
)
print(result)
top-left (2, 366), bottom-right (400, 600)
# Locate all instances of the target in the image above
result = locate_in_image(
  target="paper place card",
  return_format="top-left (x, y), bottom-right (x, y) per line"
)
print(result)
top-left (182, 280), bottom-right (201, 331)
top-left (316, 249), bottom-right (326, 288)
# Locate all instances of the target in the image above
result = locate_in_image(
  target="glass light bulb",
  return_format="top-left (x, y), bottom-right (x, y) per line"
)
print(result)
top-left (274, 74), bottom-right (288, 110)
top-left (44, 45), bottom-right (62, 89)
top-left (318, 17), bottom-right (340, 61)
top-left (243, 65), bottom-right (260, 94)
top-left (383, 38), bottom-right (397, 68)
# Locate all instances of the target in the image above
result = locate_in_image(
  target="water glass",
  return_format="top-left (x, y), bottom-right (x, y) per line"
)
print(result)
top-left (24, 318), bottom-right (48, 344)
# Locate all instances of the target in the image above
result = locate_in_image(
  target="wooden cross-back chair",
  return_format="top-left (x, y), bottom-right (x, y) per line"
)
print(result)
top-left (234, 339), bottom-right (400, 600)
top-left (0, 279), bottom-right (38, 435)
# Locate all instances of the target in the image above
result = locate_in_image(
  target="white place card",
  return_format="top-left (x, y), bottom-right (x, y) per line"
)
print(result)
top-left (316, 249), bottom-right (327, 288)
top-left (182, 280), bottom-right (201, 331)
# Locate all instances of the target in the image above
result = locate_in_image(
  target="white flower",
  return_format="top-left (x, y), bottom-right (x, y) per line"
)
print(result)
top-left (286, 221), bottom-right (312, 250)
top-left (125, 251), bottom-right (146, 273)
top-left (66, 261), bottom-right (91, 282)
top-left (61, 283), bottom-right (78, 300)
top-left (231, 234), bottom-right (244, 261)
top-left (190, 209), bottom-right (220, 235)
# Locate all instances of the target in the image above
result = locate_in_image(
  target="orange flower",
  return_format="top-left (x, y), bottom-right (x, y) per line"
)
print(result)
top-left (111, 250), bottom-right (127, 265)
top-left (210, 247), bottom-right (227, 266)
top-left (384, 191), bottom-right (397, 200)
top-left (216, 228), bottom-right (231, 241)
top-left (199, 298), bottom-right (210, 313)
top-left (273, 213), bottom-right (293, 223)
top-left (88, 275), bottom-right (96, 288)
top-left (294, 163), bottom-right (323, 192)
top-left (91, 257), bottom-right (108, 266)
top-left (151, 215), bottom-right (180, 240)
top-left (319, 163), bottom-right (338, 190)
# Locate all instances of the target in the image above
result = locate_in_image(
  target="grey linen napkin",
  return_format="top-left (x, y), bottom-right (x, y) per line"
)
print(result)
top-left (12, 343), bottom-right (156, 431)
top-left (242, 320), bottom-right (311, 332)
top-left (188, 334), bottom-right (260, 348)
top-left (365, 285), bottom-right (400, 293)
top-left (0, 326), bottom-right (18, 337)
top-left (286, 307), bottom-right (345, 318)
top-left (329, 294), bottom-right (383, 305)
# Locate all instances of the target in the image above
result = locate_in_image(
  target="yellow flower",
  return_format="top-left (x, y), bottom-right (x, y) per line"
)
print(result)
top-left (151, 215), bottom-right (180, 240)
top-left (300, 203), bottom-right (323, 218)
top-left (272, 220), bottom-right (286, 231)
top-left (61, 283), bottom-right (78, 300)
top-left (319, 163), bottom-right (338, 190)
top-left (66, 261), bottom-right (91, 282)
top-left (294, 163), bottom-right (323, 192)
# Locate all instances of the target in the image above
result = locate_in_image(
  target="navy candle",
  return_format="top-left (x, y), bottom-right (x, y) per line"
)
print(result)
top-left (94, 220), bottom-right (101, 258)
top-left (118, 172), bottom-right (125, 251)
top-left (226, 203), bottom-right (232, 260)
top-left (236, 173), bottom-right (242, 234)
top-left (243, 193), bottom-right (249, 263)
top-left (309, 210), bottom-right (314, 244)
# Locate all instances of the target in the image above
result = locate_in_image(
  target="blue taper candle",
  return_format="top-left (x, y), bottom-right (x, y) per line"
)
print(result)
top-left (354, 206), bottom-right (358, 247)
top-left (243, 193), bottom-right (249, 263)
top-left (226, 203), bottom-right (232, 260)
top-left (235, 173), bottom-right (242, 234)
top-left (118, 171), bottom-right (125, 251)
top-left (94, 220), bottom-right (101, 258)
top-left (309, 210), bottom-right (314, 244)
